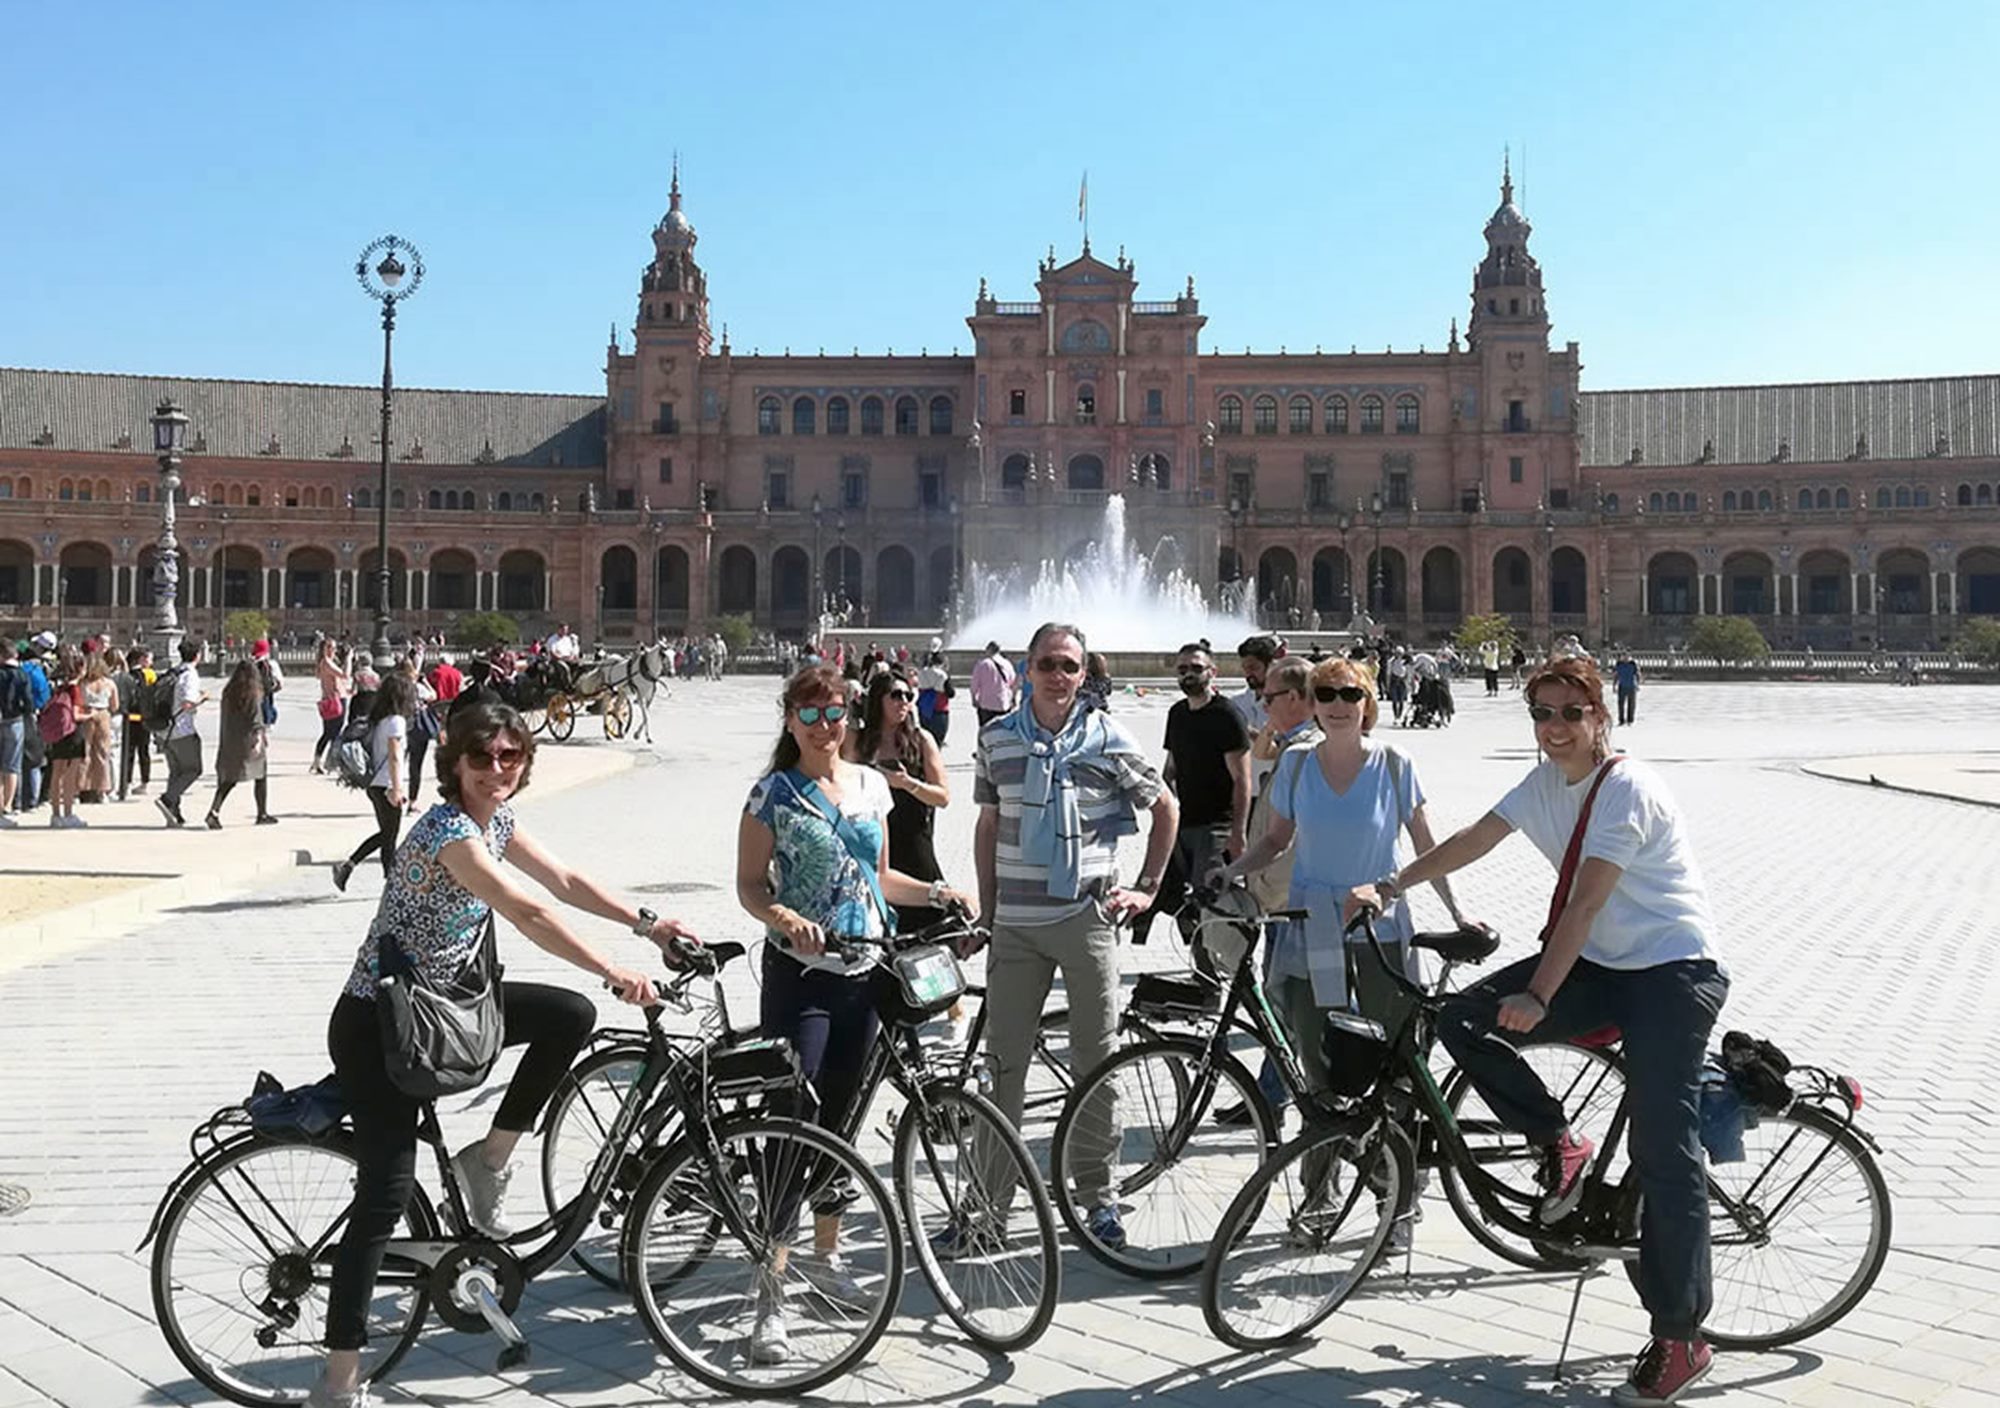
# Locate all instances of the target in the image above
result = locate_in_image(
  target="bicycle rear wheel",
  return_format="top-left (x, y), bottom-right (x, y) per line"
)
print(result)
top-left (1666, 1102), bottom-right (1892, 1350)
top-left (623, 1116), bottom-right (904, 1397)
top-left (150, 1134), bottom-right (436, 1407)
top-left (895, 1083), bottom-right (1059, 1351)
top-left (541, 1045), bottom-right (673, 1289)
top-left (1202, 1116), bottom-right (1413, 1349)
top-left (1439, 1041), bottom-right (1626, 1269)
top-left (1050, 1038), bottom-right (1273, 1280)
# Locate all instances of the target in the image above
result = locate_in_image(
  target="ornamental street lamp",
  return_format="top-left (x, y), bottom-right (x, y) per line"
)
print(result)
top-left (810, 493), bottom-right (825, 631)
top-left (1336, 511), bottom-right (1353, 623)
top-left (215, 509), bottom-right (230, 648)
top-left (1369, 490), bottom-right (1385, 617)
top-left (149, 400), bottom-right (189, 660)
top-left (355, 235), bottom-right (425, 668)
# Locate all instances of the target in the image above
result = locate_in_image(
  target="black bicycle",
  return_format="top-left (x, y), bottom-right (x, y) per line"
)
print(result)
top-left (144, 946), bottom-right (903, 1404)
top-left (1201, 905), bottom-right (1892, 1352)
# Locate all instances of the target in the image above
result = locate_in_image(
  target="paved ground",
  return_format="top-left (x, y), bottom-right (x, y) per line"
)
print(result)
top-left (2, 676), bottom-right (1997, 1407)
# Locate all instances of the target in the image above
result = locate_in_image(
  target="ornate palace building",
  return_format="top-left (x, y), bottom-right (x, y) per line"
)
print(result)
top-left (5, 165), bottom-right (1999, 650)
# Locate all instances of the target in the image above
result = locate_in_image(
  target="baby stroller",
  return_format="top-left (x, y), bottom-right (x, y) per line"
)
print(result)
top-left (1409, 674), bottom-right (1452, 728)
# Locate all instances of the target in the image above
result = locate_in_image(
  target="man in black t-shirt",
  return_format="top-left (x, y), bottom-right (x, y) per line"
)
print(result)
top-left (1163, 642), bottom-right (1252, 903)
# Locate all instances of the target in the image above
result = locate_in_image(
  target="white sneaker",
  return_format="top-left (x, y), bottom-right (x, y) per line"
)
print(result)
top-left (749, 1285), bottom-right (792, 1364)
top-left (65, 814), bottom-right (88, 829)
top-left (304, 1376), bottom-right (377, 1407)
top-left (0, 813), bottom-right (17, 829)
top-left (796, 1250), bottom-right (869, 1309)
top-left (451, 1142), bottom-right (515, 1237)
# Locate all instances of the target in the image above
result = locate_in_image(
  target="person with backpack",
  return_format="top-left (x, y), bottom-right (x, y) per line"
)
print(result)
top-left (40, 644), bottom-right (88, 829)
top-left (117, 646), bottom-right (157, 800)
top-left (332, 672), bottom-right (416, 892)
top-left (0, 639), bottom-right (34, 825)
top-left (252, 639), bottom-right (283, 727)
top-left (12, 638), bottom-right (54, 814)
top-left (311, 638), bottom-right (351, 775)
top-left (157, 639), bottom-right (209, 828)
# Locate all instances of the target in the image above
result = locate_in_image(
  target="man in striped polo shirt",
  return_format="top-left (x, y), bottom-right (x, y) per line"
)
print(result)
top-left (972, 622), bottom-right (1177, 1251)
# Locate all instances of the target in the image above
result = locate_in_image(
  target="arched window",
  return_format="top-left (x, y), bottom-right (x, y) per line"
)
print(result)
top-left (496, 491), bottom-right (513, 511)
top-left (1074, 384), bottom-right (1097, 424)
top-left (227, 484), bottom-right (244, 506)
top-left (1394, 395), bottom-right (1420, 434)
top-left (1876, 486), bottom-right (1892, 508)
top-left (1916, 488), bottom-right (1931, 507)
top-left (1757, 489), bottom-right (1773, 511)
top-left (1359, 395), bottom-right (1384, 433)
top-left (1603, 492), bottom-right (1619, 514)
top-left (1325, 396), bottom-right (1348, 433)
top-left (1648, 491), bottom-right (1663, 512)
top-left (1816, 488), bottom-right (1832, 509)
top-left (427, 489), bottom-right (442, 509)
top-left (1138, 452), bottom-right (1172, 490)
top-left (75, 481), bottom-right (92, 502)
top-left (1218, 395), bottom-right (1243, 434)
top-left (1722, 490), bottom-right (1738, 511)
top-left (758, 397), bottom-right (781, 435)
top-left (894, 396), bottom-right (920, 436)
top-left (1665, 491), bottom-right (1682, 512)
top-left (58, 479), bottom-right (74, 501)
top-left (1252, 395), bottom-right (1278, 435)
top-left (134, 483), bottom-right (151, 503)
top-left (1894, 487), bottom-right (1911, 508)
top-left (1982, 484), bottom-right (1996, 506)
top-left (1799, 488), bottom-right (1813, 510)
top-left (928, 395), bottom-right (953, 436)
top-left (355, 487), bottom-right (374, 509)
top-left (792, 397), bottom-right (816, 436)
top-left (1288, 396), bottom-right (1313, 434)
top-left (245, 485), bottom-right (261, 506)
top-left (827, 397), bottom-right (850, 436)
top-left (860, 396), bottom-right (884, 435)
top-left (1959, 483), bottom-right (1974, 506)
top-left (530, 492), bottom-right (545, 510)
top-left (1835, 487), bottom-right (1850, 509)
top-left (390, 488), bottom-right (405, 509)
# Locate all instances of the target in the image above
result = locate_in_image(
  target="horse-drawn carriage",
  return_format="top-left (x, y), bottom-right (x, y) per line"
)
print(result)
top-left (464, 645), bottom-right (667, 742)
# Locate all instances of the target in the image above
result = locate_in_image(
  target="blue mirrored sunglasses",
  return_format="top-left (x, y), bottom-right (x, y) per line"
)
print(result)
top-left (796, 703), bottom-right (847, 725)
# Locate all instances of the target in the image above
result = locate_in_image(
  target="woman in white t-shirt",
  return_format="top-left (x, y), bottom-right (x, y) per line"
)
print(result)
top-left (332, 672), bottom-right (416, 892)
top-left (1347, 654), bottom-right (1729, 1407)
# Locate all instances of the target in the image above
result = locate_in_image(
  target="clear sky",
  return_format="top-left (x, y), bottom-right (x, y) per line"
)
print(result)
top-left (6, 0), bottom-right (1995, 396)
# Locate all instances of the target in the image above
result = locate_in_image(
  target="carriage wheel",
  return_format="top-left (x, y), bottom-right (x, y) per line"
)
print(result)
top-left (547, 693), bottom-right (576, 741)
top-left (519, 704), bottom-right (548, 735)
top-left (604, 690), bottom-right (631, 740)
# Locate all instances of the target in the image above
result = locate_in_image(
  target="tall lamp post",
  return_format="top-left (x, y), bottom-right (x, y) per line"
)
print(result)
top-left (1335, 511), bottom-right (1353, 625)
top-left (810, 493), bottom-right (824, 635)
top-left (355, 235), bottom-right (424, 668)
top-left (1368, 490), bottom-right (1385, 617)
top-left (148, 401), bottom-right (189, 660)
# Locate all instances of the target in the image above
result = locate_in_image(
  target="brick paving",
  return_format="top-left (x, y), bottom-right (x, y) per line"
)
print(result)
top-left (2, 677), bottom-right (1997, 1406)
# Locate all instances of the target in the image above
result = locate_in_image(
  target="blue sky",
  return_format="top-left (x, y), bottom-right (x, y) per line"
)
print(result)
top-left (6, 1), bottom-right (1995, 395)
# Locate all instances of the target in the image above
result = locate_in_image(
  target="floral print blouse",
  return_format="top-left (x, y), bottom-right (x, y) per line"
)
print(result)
top-left (744, 767), bottom-right (892, 977)
top-left (345, 802), bottom-right (515, 999)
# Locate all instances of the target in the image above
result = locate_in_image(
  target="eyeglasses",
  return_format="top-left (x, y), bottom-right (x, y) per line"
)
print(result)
top-left (885, 689), bottom-right (914, 702)
top-left (1528, 703), bottom-right (1590, 724)
top-left (1175, 664), bottom-right (1211, 676)
top-left (1034, 656), bottom-right (1083, 675)
top-left (796, 703), bottom-right (848, 725)
top-left (465, 746), bottom-right (526, 772)
top-left (1260, 689), bottom-right (1297, 703)
top-left (1313, 685), bottom-right (1368, 704)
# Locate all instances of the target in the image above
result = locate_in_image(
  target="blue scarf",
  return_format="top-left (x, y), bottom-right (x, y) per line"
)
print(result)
top-left (1009, 702), bottom-right (1137, 900)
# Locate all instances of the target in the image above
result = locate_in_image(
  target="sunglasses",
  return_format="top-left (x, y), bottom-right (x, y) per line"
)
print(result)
top-left (465, 746), bottom-right (526, 772)
top-left (885, 689), bottom-right (914, 702)
top-left (1034, 656), bottom-right (1083, 676)
top-left (1313, 685), bottom-right (1368, 704)
top-left (1175, 664), bottom-right (1211, 676)
top-left (1260, 688), bottom-right (1297, 703)
top-left (1528, 703), bottom-right (1591, 724)
top-left (796, 703), bottom-right (848, 725)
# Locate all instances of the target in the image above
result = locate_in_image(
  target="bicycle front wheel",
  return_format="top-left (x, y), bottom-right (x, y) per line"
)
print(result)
top-left (1673, 1102), bottom-right (1892, 1350)
top-left (541, 1045), bottom-right (674, 1289)
top-left (1202, 1117), bottom-right (1412, 1350)
top-left (895, 1083), bottom-right (1059, 1351)
top-left (150, 1133), bottom-right (436, 1407)
top-left (1050, 1038), bottom-right (1275, 1280)
top-left (623, 1116), bottom-right (904, 1397)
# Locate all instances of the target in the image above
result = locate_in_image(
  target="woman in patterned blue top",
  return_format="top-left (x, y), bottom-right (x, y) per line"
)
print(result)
top-left (313, 699), bottom-right (699, 1408)
top-left (734, 664), bottom-right (971, 1364)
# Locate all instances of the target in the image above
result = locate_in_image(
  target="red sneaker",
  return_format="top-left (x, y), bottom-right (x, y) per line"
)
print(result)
top-left (1536, 1130), bottom-right (1595, 1223)
top-left (1612, 1337), bottom-right (1712, 1405)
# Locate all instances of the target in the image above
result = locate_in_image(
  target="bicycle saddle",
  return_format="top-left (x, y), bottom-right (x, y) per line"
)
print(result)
top-left (1411, 926), bottom-right (1501, 964)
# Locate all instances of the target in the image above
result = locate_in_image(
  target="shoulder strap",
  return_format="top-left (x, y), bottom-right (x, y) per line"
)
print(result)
top-left (1381, 743), bottom-right (1412, 827)
top-left (1537, 755), bottom-right (1625, 945)
top-left (1277, 742), bottom-right (1312, 817)
top-left (783, 769), bottom-right (892, 930)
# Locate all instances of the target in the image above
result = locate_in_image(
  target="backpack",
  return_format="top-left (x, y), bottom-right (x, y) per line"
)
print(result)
top-left (37, 687), bottom-right (76, 745)
top-left (142, 667), bottom-right (184, 736)
top-left (0, 663), bottom-right (31, 722)
top-left (333, 715), bottom-right (374, 789)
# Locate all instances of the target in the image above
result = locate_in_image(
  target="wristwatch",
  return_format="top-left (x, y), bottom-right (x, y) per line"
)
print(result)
top-left (927, 878), bottom-right (947, 906)
top-left (1131, 875), bottom-right (1160, 894)
top-left (632, 907), bottom-right (658, 938)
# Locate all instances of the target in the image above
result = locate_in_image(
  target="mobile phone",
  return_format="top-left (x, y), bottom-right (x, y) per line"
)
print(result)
top-left (877, 759), bottom-right (906, 773)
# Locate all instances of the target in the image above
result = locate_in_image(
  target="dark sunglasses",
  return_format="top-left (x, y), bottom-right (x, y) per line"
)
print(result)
top-left (1528, 703), bottom-right (1590, 724)
top-left (465, 746), bottom-right (526, 772)
top-left (1034, 656), bottom-right (1083, 675)
top-left (1175, 664), bottom-right (1211, 676)
top-left (796, 703), bottom-right (848, 725)
top-left (1260, 688), bottom-right (1297, 703)
top-left (1313, 685), bottom-right (1367, 704)
top-left (885, 689), bottom-right (914, 702)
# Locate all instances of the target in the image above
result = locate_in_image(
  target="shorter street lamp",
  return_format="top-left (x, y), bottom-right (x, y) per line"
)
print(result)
top-left (1368, 491), bottom-right (1385, 616)
top-left (1335, 511), bottom-right (1353, 623)
top-left (148, 400), bottom-right (188, 660)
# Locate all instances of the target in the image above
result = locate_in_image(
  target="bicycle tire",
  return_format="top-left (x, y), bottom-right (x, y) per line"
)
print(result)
top-left (1202, 1116), bottom-right (1413, 1349)
top-left (150, 1132), bottom-right (437, 1407)
top-left (1438, 1041), bottom-right (1628, 1270)
top-left (1050, 1037), bottom-right (1274, 1280)
top-left (541, 1045), bottom-right (679, 1289)
top-left (894, 1083), bottom-right (1059, 1351)
top-left (622, 1115), bottom-right (904, 1397)
top-left (1654, 1101), bottom-right (1892, 1350)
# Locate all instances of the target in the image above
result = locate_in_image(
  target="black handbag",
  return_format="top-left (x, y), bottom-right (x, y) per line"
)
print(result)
top-left (375, 917), bottom-right (505, 1099)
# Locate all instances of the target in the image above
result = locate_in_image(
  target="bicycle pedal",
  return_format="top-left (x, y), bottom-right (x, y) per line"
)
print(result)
top-left (497, 1341), bottom-right (532, 1372)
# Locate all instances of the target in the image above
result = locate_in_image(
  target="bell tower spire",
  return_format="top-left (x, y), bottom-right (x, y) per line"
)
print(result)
top-left (1467, 151), bottom-right (1547, 349)
top-left (637, 153), bottom-right (711, 354)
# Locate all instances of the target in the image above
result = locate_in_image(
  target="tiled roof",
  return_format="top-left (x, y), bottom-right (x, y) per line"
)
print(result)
top-left (1578, 375), bottom-right (2000, 469)
top-left (0, 367), bottom-right (605, 468)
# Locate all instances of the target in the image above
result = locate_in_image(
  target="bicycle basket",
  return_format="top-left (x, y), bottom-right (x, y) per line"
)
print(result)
top-left (1130, 969), bottom-right (1223, 1024)
top-left (706, 1038), bottom-right (801, 1100)
top-left (1319, 1010), bottom-right (1391, 1098)
top-left (871, 943), bottom-right (966, 1026)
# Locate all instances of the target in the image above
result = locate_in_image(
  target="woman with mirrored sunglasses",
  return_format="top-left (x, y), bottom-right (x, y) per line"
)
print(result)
top-left (1345, 654), bottom-right (1728, 1404)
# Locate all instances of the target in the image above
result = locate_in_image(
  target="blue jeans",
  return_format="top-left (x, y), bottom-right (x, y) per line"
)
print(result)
top-left (1437, 954), bottom-right (1728, 1340)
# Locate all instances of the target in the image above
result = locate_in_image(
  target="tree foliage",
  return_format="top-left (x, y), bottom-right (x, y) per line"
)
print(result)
top-left (1685, 615), bottom-right (1769, 662)
top-left (453, 612), bottom-right (520, 651)
top-left (1956, 616), bottom-right (2000, 666)
top-left (1454, 613), bottom-right (1518, 656)
top-left (713, 613), bottom-right (755, 656)
top-left (223, 610), bottom-right (271, 645)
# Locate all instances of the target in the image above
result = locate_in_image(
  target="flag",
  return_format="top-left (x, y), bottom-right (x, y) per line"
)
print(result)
top-left (1078, 171), bottom-right (1088, 224)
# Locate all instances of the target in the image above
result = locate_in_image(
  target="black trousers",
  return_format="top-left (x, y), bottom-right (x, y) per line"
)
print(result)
top-left (119, 720), bottom-right (151, 795)
top-left (314, 711), bottom-right (345, 768)
top-left (323, 982), bottom-right (595, 1349)
top-left (347, 786), bottom-right (402, 876)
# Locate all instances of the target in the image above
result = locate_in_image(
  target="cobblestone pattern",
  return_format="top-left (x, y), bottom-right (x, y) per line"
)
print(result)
top-left (2, 679), bottom-right (1997, 1406)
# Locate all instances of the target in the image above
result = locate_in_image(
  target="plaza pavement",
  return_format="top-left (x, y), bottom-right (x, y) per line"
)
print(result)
top-left (2, 675), bottom-right (1998, 1407)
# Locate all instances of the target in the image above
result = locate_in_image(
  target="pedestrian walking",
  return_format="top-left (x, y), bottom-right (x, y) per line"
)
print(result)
top-left (1079, 652), bottom-right (1114, 714)
top-left (206, 659), bottom-right (276, 827)
top-left (969, 640), bottom-right (1017, 726)
top-left (1163, 640), bottom-right (1252, 905)
top-left (332, 672), bottom-right (416, 891)
top-left (157, 639), bottom-right (208, 828)
top-left (1614, 650), bottom-right (1642, 725)
top-left (312, 639), bottom-right (350, 774)
top-left (116, 646), bottom-right (156, 799)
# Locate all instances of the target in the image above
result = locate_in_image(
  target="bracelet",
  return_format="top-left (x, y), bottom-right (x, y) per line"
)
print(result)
top-left (1518, 990), bottom-right (1549, 1014)
top-left (631, 907), bottom-right (658, 939)
top-left (1376, 874), bottom-right (1401, 902)
top-left (1131, 875), bottom-right (1159, 894)
top-left (927, 878), bottom-right (947, 905)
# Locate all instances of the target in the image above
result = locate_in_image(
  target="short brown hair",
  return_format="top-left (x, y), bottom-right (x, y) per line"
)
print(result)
top-left (436, 699), bottom-right (536, 806)
top-left (1308, 656), bottom-right (1380, 733)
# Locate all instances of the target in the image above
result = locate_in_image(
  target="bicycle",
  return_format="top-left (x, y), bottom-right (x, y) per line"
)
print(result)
top-left (1200, 904), bottom-right (1893, 1354)
top-left (144, 947), bottom-right (903, 1404)
top-left (1047, 884), bottom-right (1317, 1278)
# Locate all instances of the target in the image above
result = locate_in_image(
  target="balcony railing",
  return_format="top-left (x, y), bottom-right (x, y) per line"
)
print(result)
top-left (1132, 301), bottom-right (1182, 315)
top-left (991, 302), bottom-right (1042, 316)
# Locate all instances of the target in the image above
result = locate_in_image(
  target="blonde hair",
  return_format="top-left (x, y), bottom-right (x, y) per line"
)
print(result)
top-left (1308, 657), bottom-right (1380, 734)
